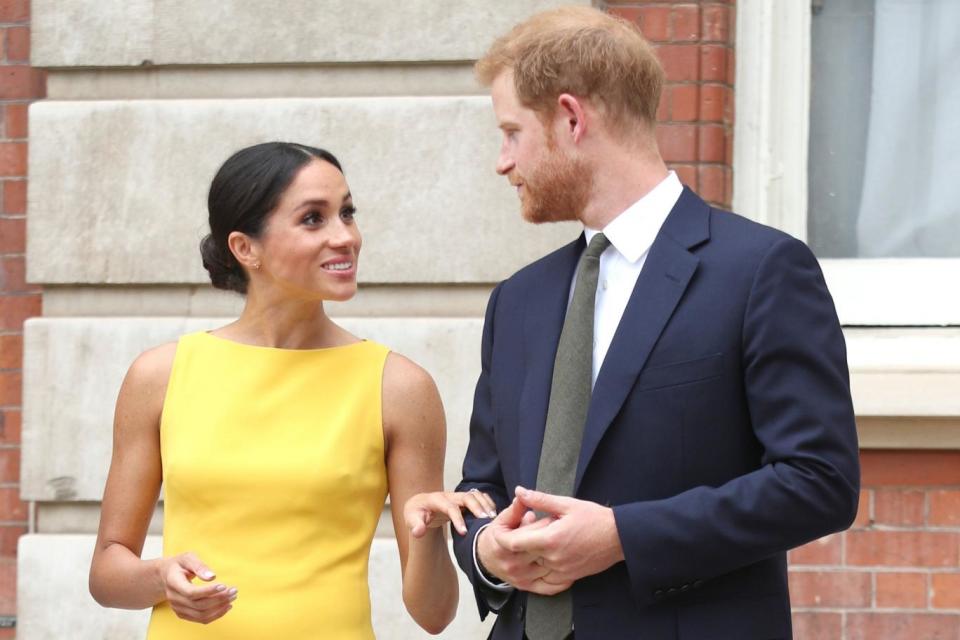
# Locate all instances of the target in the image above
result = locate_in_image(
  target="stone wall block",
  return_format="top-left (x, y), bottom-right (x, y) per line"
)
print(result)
top-left (27, 98), bottom-right (579, 284)
top-left (32, 0), bottom-right (588, 67)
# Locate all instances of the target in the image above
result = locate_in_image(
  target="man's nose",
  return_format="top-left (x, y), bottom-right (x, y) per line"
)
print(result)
top-left (496, 152), bottom-right (515, 176)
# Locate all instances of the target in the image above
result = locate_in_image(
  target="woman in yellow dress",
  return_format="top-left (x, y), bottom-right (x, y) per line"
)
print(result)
top-left (88, 142), bottom-right (497, 638)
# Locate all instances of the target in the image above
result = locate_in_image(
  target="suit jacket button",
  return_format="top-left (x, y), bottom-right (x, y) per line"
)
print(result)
top-left (693, 580), bottom-right (704, 588)
top-left (680, 583), bottom-right (690, 592)
top-left (654, 589), bottom-right (664, 598)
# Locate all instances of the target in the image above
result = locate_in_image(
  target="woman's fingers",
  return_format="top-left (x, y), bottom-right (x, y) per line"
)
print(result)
top-left (407, 511), bottom-right (430, 538)
top-left (461, 491), bottom-right (494, 520)
top-left (179, 552), bottom-right (215, 581)
top-left (174, 600), bottom-right (233, 624)
top-left (170, 584), bottom-right (235, 610)
top-left (198, 603), bottom-right (233, 624)
top-left (180, 581), bottom-right (228, 600)
top-left (170, 587), bottom-right (237, 623)
top-left (478, 491), bottom-right (498, 515)
top-left (445, 502), bottom-right (468, 535)
top-left (404, 490), bottom-right (500, 537)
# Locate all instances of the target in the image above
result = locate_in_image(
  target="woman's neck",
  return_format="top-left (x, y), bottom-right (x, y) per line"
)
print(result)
top-left (222, 289), bottom-right (352, 350)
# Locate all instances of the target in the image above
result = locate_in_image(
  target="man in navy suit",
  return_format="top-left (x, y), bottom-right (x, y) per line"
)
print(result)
top-left (452, 6), bottom-right (860, 639)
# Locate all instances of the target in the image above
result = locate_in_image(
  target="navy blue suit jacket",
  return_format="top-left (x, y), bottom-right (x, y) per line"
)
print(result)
top-left (453, 188), bottom-right (860, 639)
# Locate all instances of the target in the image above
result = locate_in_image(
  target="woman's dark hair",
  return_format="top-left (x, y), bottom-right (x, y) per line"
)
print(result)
top-left (200, 141), bottom-right (344, 293)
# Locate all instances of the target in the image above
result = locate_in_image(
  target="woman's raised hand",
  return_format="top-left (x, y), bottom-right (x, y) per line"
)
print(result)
top-left (404, 490), bottom-right (498, 537)
top-left (157, 552), bottom-right (237, 624)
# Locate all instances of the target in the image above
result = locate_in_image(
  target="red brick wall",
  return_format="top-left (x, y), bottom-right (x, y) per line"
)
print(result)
top-left (606, 0), bottom-right (735, 209)
top-left (0, 0), bottom-right (42, 633)
top-left (791, 451), bottom-right (960, 639)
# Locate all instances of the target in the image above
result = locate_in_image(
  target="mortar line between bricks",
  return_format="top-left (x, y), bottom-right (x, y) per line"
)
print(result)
top-left (841, 527), bottom-right (847, 566)
top-left (855, 524), bottom-right (960, 532)
top-left (792, 607), bottom-right (960, 614)
top-left (847, 567), bottom-right (960, 573)
top-left (791, 566), bottom-right (960, 573)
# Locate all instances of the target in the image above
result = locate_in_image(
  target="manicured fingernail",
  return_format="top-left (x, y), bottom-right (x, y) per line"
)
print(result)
top-left (488, 511), bottom-right (497, 518)
top-left (229, 593), bottom-right (238, 602)
top-left (214, 584), bottom-right (226, 592)
top-left (199, 570), bottom-right (214, 580)
top-left (228, 588), bottom-right (238, 597)
top-left (516, 485), bottom-right (527, 495)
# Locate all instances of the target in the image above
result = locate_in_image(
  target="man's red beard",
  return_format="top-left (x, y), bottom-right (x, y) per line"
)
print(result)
top-left (515, 144), bottom-right (593, 224)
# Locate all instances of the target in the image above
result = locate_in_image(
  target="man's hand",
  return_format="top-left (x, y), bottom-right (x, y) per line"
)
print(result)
top-left (496, 486), bottom-right (625, 588)
top-left (476, 495), bottom-right (570, 595)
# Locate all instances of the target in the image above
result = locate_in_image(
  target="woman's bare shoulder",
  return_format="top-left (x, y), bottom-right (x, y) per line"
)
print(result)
top-left (381, 352), bottom-right (444, 435)
top-left (382, 351), bottom-right (438, 401)
top-left (121, 340), bottom-right (179, 401)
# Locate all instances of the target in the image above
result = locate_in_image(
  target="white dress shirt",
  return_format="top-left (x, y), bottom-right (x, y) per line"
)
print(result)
top-left (473, 171), bottom-right (684, 597)
top-left (582, 171), bottom-right (684, 385)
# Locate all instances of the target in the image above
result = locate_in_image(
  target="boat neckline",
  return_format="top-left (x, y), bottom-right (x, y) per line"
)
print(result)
top-left (198, 330), bottom-right (368, 353)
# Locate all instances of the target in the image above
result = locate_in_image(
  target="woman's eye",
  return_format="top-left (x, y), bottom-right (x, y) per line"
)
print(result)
top-left (302, 212), bottom-right (322, 225)
top-left (340, 207), bottom-right (357, 221)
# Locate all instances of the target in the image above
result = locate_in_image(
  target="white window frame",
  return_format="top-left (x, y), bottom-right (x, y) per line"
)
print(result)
top-left (732, 0), bottom-right (960, 327)
top-left (732, 0), bottom-right (960, 431)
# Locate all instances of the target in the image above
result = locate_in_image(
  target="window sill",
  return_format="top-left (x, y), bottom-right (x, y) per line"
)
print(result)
top-left (846, 328), bottom-right (960, 448)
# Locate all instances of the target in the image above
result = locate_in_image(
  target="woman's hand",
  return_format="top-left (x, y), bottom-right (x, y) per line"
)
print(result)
top-left (404, 490), bottom-right (498, 537)
top-left (157, 552), bottom-right (237, 624)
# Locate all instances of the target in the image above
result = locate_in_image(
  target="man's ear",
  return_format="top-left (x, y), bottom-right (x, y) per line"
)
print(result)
top-left (227, 231), bottom-right (260, 270)
top-left (557, 93), bottom-right (588, 143)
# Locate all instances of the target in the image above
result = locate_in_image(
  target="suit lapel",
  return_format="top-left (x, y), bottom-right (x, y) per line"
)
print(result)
top-left (574, 188), bottom-right (710, 492)
top-left (517, 235), bottom-right (584, 491)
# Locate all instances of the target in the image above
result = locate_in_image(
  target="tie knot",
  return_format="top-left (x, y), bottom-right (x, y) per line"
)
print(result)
top-left (585, 232), bottom-right (611, 259)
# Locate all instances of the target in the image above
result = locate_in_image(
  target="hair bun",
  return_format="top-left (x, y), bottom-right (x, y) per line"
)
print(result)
top-left (199, 234), bottom-right (247, 293)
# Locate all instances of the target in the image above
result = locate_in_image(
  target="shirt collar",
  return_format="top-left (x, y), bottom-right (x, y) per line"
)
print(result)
top-left (584, 171), bottom-right (684, 263)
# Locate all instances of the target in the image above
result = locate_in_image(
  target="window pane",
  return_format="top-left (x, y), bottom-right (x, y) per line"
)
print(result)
top-left (808, 0), bottom-right (960, 258)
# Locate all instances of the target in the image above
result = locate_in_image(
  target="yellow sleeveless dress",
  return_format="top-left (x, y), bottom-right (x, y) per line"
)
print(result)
top-left (146, 331), bottom-right (390, 639)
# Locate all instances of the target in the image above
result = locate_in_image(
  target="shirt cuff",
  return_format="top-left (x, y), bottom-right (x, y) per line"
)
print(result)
top-left (473, 523), bottom-right (515, 607)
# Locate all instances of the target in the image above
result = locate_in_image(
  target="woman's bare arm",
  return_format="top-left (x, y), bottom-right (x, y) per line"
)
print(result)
top-left (89, 343), bottom-right (235, 623)
top-left (383, 353), bottom-right (492, 634)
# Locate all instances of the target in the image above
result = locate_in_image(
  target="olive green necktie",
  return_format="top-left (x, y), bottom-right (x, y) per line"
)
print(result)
top-left (526, 232), bottom-right (610, 640)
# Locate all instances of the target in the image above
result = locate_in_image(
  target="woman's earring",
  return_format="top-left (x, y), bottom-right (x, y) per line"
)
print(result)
top-left (253, 262), bottom-right (261, 270)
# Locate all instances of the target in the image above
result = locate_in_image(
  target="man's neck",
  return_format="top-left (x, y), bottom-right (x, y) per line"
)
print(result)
top-left (577, 140), bottom-right (670, 229)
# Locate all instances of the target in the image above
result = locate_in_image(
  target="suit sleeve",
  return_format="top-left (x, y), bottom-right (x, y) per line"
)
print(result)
top-left (611, 235), bottom-right (860, 606)
top-left (452, 282), bottom-right (515, 618)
